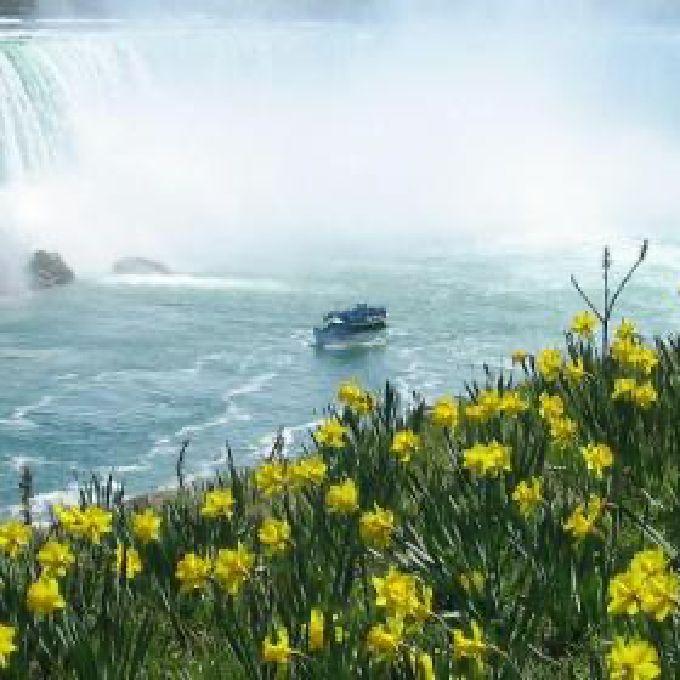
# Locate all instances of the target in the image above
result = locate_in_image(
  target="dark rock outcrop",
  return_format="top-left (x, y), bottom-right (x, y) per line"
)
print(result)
top-left (112, 257), bottom-right (172, 276)
top-left (27, 250), bottom-right (75, 289)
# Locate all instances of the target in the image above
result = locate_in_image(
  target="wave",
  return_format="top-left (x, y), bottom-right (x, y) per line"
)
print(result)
top-left (223, 371), bottom-right (278, 401)
top-left (99, 274), bottom-right (292, 292)
top-left (0, 395), bottom-right (53, 431)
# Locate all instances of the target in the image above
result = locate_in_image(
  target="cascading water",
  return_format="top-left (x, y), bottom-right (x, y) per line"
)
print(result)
top-left (0, 35), bottom-right (145, 182)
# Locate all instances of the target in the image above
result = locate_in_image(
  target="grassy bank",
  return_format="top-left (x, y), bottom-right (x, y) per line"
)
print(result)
top-left (0, 312), bottom-right (679, 678)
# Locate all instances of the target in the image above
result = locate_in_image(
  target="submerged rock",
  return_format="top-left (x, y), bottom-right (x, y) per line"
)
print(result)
top-left (27, 250), bottom-right (75, 289)
top-left (112, 257), bottom-right (172, 276)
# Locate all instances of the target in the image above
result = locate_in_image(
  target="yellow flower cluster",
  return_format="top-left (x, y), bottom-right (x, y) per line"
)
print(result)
top-left (536, 348), bottom-right (563, 381)
top-left (359, 505), bottom-right (395, 549)
top-left (258, 517), bottom-right (291, 555)
top-left (608, 547), bottom-right (679, 622)
top-left (214, 543), bottom-right (256, 595)
top-left (612, 378), bottom-right (657, 408)
top-left (54, 505), bottom-right (113, 544)
top-left (452, 621), bottom-right (488, 672)
top-left (538, 393), bottom-right (577, 446)
top-left (512, 477), bottom-right (543, 517)
top-left (200, 488), bottom-right (235, 519)
top-left (570, 310), bottom-right (598, 339)
top-left (463, 441), bottom-right (511, 477)
top-left (464, 388), bottom-right (523, 421)
top-left (372, 567), bottom-right (428, 619)
top-left (27, 577), bottom-right (66, 615)
top-left (313, 418), bottom-right (349, 449)
top-left (37, 540), bottom-right (74, 578)
top-left (0, 624), bottom-right (17, 668)
top-left (611, 335), bottom-right (658, 376)
top-left (254, 456), bottom-right (327, 497)
top-left (325, 479), bottom-right (359, 514)
top-left (430, 396), bottom-right (459, 429)
top-left (390, 429), bottom-right (422, 463)
top-left (606, 637), bottom-right (660, 680)
top-left (175, 543), bottom-right (256, 595)
top-left (366, 617), bottom-right (403, 657)
top-left (563, 495), bottom-right (605, 540)
top-left (337, 379), bottom-right (374, 415)
top-left (116, 544), bottom-right (143, 580)
top-left (262, 626), bottom-right (295, 664)
top-left (581, 442), bottom-right (614, 478)
top-left (131, 508), bottom-right (161, 544)
top-left (0, 521), bottom-right (33, 558)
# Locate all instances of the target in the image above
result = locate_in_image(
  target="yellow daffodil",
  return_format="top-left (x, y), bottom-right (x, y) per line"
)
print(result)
top-left (581, 443), bottom-right (614, 478)
top-left (79, 506), bottom-right (113, 545)
top-left (629, 548), bottom-right (668, 578)
top-left (548, 416), bottom-right (577, 446)
top-left (258, 518), bottom-right (290, 555)
top-left (254, 461), bottom-right (288, 498)
top-left (606, 637), bottom-right (660, 680)
top-left (313, 418), bottom-right (349, 449)
top-left (462, 441), bottom-right (511, 477)
top-left (337, 379), bottom-right (373, 415)
top-left (538, 393), bottom-right (564, 420)
top-left (511, 349), bottom-right (528, 365)
top-left (366, 618), bottom-right (403, 657)
top-left (612, 377), bottom-right (637, 400)
top-left (288, 455), bottom-right (327, 489)
top-left (536, 348), bottom-right (562, 381)
top-left (416, 651), bottom-right (435, 680)
top-left (214, 543), bottom-right (255, 595)
top-left (115, 544), bottom-right (143, 580)
top-left (0, 521), bottom-right (32, 559)
top-left (262, 627), bottom-right (294, 665)
top-left (27, 577), bottom-right (65, 616)
top-left (564, 495), bottom-right (604, 540)
top-left (565, 357), bottom-right (586, 385)
top-left (131, 508), bottom-right (161, 544)
top-left (200, 488), bottom-right (235, 519)
top-left (431, 396), bottom-right (459, 429)
top-left (372, 567), bottom-right (419, 618)
top-left (308, 609), bottom-right (324, 651)
top-left (632, 381), bottom-right (657, 408)
top-left (499, 391), bottom-right (529, 417)
top-left (359, 505), bottom-right (395, 549)
top-left (390, 429), bottom-right (422, 463)
top-left (0, 624), bottom-right (17, 669)
top-left (615, 319), bottom-right (637, 341)
top-left (608, 569), bottom-right (644, 617)
top-left (570, 310), bottom-right (598, 338)
top-left (325, 479), bottom-right (359, 514)
top-left (37, 540), bottom-right (74, 578)
top-left (608, 548), bottom-right (679, 622)
top-left (175, 553), bottom-right (211, 593)
top-left (54, 505), bottom-right (84, 536)
top-left (452, 621), bottom-right (488, 671)
top-left (512, 477), bottom-right (543, 517)
top-left (638, 570), bottom-right (679, 622)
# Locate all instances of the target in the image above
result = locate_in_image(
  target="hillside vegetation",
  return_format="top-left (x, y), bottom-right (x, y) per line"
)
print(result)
top-left (0, 312), bottom-right (678, 678)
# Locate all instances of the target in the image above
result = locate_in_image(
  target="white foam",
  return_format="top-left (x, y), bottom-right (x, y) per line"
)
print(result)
top-left (223, 372), bottom-right (277, 401)
top-left (0, 396), bottom-right (53, 431)
top-left (99, 274), bottom-right (291, 292)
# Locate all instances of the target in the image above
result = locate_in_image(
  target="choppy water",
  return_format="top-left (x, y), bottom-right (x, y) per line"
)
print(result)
top-left (2, 240), bottom-right (679, 514)
top-left (3, 19), bottom-right (680, 513)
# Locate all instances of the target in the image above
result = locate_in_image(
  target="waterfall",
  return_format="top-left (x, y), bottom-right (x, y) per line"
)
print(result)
top-left (0, 35), bottom-right (146, 182)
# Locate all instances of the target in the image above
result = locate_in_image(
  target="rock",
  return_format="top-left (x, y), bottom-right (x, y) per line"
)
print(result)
top-left (112, 257), bottom-right (172, 276)
top-left (27, 250), bottom-right (75, 289)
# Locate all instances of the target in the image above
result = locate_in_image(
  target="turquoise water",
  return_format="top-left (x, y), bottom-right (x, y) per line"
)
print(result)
top-left (2, 241), bottom-right (679, 513)
top-left (3, 20), bottom-right (680, 513)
